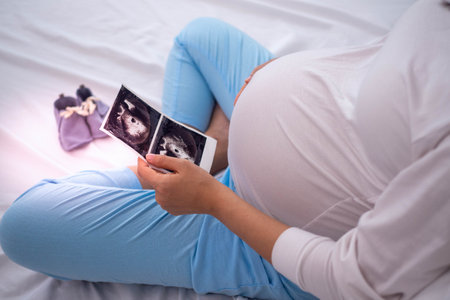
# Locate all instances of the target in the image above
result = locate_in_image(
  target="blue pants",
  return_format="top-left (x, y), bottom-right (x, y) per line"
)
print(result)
top-left (0, 18), bottom-right (315, 300)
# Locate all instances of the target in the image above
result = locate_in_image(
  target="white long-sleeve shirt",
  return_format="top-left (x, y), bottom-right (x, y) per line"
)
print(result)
top-left (228, 0), bottom-right (450, 298)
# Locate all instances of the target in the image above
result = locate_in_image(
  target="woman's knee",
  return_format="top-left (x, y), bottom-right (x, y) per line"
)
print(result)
top-left (175, 17), bottom-right (231, 47)
top-left (0, 181), bottom-right (62, 271)
top-left (0, 202), bottom-right (32, 267)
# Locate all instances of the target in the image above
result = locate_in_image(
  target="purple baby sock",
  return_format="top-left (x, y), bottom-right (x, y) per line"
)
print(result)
top-left (53, 94), bottom-right (93, 151)
top-left (76, 85), bottom-right (109, 139)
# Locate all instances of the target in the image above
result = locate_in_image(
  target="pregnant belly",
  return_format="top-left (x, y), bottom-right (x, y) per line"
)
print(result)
top-left (228, 51), bottom-right (383, 239)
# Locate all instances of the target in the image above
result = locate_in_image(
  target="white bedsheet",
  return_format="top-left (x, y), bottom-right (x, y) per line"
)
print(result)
top-left (0, 0), bottom-right (415, 299)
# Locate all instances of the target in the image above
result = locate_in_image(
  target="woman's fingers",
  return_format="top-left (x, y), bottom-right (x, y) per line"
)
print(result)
top-left (136, 154), bottom-right (222, 215)
top-left (146, 154), bottom-right (187, 173)
top-left (137, 157), bottom-right (159, 183)
top-left (137, 155), bottom-right (187, 189)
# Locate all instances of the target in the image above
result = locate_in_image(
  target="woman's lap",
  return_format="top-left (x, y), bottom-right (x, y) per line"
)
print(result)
top-left (0, 168), bottom-right (313, 299)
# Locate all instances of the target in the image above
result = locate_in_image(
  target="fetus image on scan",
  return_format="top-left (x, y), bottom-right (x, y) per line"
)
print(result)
top-left (117, 99), bottom-right (150, 144)
top-left (152, 117), bottom-right (206, 165)
top-left (103, 87), bottom-right (160, 157)
top-left (158, 133), bottom-right (196, 162)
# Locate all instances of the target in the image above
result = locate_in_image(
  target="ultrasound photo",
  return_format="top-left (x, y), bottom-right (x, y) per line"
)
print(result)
top-left (102, 86), bottom-right (161, 158)
top-left (102, 85), bottom-right (216, 172)
top-left (150, 116), bottom-right (206, 166)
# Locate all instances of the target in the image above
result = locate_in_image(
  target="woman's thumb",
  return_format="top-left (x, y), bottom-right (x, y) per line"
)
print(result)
top-left (146, 154), bottom-right (183, 172)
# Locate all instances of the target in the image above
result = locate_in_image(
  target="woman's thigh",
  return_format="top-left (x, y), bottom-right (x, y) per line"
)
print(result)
top-left (0, 168), bottom-right (201, 288)
top-left (162, 17), bottom-right (273, 132)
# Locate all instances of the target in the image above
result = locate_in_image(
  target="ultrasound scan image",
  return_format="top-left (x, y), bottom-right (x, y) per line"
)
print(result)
top-left (104, 86), bottom-right (160, 157)
top-left (151, 117), bottom-right (206, 165)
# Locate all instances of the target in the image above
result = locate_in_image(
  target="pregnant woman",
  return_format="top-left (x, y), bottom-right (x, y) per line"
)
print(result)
top-left (1, 0), bottom-right (449, 299)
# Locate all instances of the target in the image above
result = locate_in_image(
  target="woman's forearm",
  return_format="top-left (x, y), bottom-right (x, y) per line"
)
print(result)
top-left (208, 183), bottom-right (289, 263)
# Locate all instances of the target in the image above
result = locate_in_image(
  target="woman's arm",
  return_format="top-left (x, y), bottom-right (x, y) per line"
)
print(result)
top-left (137, 155), bottom-right (289, 263)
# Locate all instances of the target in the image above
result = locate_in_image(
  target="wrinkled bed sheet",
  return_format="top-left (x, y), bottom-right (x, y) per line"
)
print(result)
top-left (0, 0), bottom-right (415, 299)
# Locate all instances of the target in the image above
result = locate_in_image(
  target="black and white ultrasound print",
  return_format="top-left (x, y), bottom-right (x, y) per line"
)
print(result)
top-left (102, 85), bottom-right (215, 172)
top-left (150, 116), bottom-right (206, 166)
top-left (103, 86), bottom-right (161, 158)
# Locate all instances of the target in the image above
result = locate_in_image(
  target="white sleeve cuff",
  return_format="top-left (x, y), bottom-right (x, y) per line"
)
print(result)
top-left (271, 227), bottom-right (318, 286)
top-left (272, 227), bottom-right (336, 293)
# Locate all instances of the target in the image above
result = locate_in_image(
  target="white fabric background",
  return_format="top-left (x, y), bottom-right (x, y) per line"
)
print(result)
top-left (0, 0), bottom-right (415, 299)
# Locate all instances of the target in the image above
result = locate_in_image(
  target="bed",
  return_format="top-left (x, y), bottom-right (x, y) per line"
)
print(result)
top-left (0, 0), bottom-right (416, 299)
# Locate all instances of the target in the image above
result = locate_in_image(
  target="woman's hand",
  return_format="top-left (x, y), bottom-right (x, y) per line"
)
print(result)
top-left (137, 154), bottom-right (289, 263)
top-left (137, 154), bottom-right (224, 216)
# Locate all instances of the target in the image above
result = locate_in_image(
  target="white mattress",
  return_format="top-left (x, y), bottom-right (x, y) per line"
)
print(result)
top-left (0, 0), bottom-right (415, 299)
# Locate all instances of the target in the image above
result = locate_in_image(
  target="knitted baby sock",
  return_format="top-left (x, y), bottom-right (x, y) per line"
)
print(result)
top-left (53, 94), bottom-right (93, 151)
top-left (76, 84), bottom-right (110, 139)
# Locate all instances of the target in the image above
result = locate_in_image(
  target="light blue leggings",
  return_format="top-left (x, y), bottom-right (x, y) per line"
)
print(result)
top-left (0, 18), bottom-right (315, 300)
